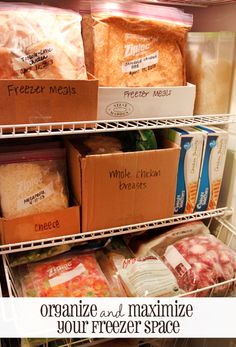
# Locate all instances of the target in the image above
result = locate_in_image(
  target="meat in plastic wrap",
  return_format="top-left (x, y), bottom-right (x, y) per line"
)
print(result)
top-left (0, 2), bottom-right (87, 79)
top-left (164, 234), bottom-right (236, 296)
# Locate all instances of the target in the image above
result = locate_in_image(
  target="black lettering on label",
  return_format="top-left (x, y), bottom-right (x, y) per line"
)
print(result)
top-left (35, 219), bottom-right (60, 232)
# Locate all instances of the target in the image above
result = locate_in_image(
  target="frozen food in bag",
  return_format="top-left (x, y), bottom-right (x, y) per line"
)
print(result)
top-left (0, 2), bottom-right (87, 79)
top-left (17, 252), bottom-right (111, 297)
top-left (86, 2), bottom-right (192, 86)
top-left (187, 32), bottom-right (235, 114)
top-left (0, 148), bottom-right (69, 218)
top-left (164, 233), bottom-right (236, 296)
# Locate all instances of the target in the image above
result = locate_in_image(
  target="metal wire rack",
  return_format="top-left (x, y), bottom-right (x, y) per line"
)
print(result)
top-left (0, 207), bottom-right (232, 255)
top-left (0, 114), bottom-right (235, 139)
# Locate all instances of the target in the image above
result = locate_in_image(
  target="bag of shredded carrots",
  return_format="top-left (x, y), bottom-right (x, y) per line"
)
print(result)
top-left (83, 1), bottom-right (193, 87)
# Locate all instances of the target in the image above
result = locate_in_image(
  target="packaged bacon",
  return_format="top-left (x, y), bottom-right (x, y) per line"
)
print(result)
top-left (17, 252), bottom-right (111, 297)
top-left (0, 2), bottom-right (87, 79)
top-left (85, 1), bottom-right (193, 87)
top-left (163, 234), bottom-right (236, 296)
top-left (0, 148), bottom-right (69, 218)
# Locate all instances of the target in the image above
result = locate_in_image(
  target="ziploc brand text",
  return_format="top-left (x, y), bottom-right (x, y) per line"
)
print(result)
top-left (195, 126), bottom-right (228, 211)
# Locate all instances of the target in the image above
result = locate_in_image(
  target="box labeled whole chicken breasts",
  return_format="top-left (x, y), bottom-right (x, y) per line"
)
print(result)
top-left (67, 139), bottom-right (180, 232)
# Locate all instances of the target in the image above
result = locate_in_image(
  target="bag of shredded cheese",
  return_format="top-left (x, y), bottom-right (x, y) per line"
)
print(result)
top-left (84, 1), bottom-right (193, 86)
top-left (0, 148), bottom-right (69, 218)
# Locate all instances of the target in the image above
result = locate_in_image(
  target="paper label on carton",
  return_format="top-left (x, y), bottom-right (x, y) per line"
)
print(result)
top-left (49, 263), bottom-right (86, 287)
top-left (114, 255), bottom-right (179, 297)
top-left (17, 182), bottom-right (54, 211)
top-left (165, 245), bottom-right (191, 277)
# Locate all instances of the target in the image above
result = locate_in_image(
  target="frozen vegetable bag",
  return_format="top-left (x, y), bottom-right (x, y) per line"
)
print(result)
top-left (0, 2), bottom-right (87, 79)
top-left (17, 252), bottom-right (111, 297)
top-left (0, 148), bottom-right (69, 218)
top-left (86, 1), bottom-right (192, 86)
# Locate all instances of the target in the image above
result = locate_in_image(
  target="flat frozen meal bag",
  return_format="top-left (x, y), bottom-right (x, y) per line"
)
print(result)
top-left (87, 1), bottom-right (192, 86)
top-left (0, 148), bottom-right (69, 218)
top-left (0, 2), bottom-right (87, 79)
top-left (17, 252), bottom-right (111, 297)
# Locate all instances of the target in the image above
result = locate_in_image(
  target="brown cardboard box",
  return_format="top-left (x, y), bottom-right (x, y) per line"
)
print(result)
top-left (67, 141), bottom-right (180, 232)
top-left (0, 205), bottom-right (80, 244)
top-left (0, 75), bottom-right (98, 125)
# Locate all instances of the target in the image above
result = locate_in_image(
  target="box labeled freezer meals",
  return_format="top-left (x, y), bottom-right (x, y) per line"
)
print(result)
top-left (67, 140), bottom-right (180, 232)
top-left (0, 205), bottom-right (80, 244)
top-left (98, 83), bottom-right (195, 120)
top-left (0, 75), bottom-right (98, 125)
top-left (166, 127), bottom-right (204, 214)
top-left (195, 126), bottom-right (228, 212)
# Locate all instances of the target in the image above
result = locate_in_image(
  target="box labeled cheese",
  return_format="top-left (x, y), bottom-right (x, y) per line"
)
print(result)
top-left (67, 140), bottom-right (180, 232)
top-left (167, 127), bottom-right (204, 214)
top-left (195, 126), bottom-right (228, 211)
top-left (0, 205), bottom-right (80, 245)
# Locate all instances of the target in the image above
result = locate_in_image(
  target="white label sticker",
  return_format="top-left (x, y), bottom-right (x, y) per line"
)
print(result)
top-left (115, 255), bottom-right (179, 297)
top-left (49, 263), bottom-right (86, 287)
top-left (165, 245), bottom-right (191, 277)
top-left (17, 182), bottom-right (54, 211)
top-left (122, 51), bottom-right (159, 73)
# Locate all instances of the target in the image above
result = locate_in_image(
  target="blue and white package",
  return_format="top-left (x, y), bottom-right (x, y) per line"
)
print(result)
top-left (167, 127), bottom-right (204, 214)
top-left (195, 126), bottom-right (228, 211)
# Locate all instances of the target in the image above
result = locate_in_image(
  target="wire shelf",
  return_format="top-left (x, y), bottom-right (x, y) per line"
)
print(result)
top-left (3, 216), bottom-right (236, 298)
top-left (0, 114), bottom-right (235, 139)
top-left (0, 207), bottom-right (232, 255)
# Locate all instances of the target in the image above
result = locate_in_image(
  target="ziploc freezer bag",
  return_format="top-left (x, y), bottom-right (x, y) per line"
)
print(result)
top-left (0, 148), bottom-right (69, 218)
top-left (194, 126), bottom-right (228, 211)
top-left (86, 1), bottom-right (192, 87)
top-left (0, 2), bottom-right (87, 79)
top-left (187, 32), bottom-right (235, 114)
top-left (17, 252), bottom-right (111, 297)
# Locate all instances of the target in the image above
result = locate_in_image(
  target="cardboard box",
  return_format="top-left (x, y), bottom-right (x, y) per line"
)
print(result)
top-left (98, 83), bottom-right (195, 120)
top-left (67, 141), bottom-right (180, 232)
top-left (0, 205), bottom-right (80, 244)
top-left (166, 127), bottom-right (204, 214)
top-left (0, 75), bottom-right (98, 125)
top-left (195, 126), bottom-right (228, 212)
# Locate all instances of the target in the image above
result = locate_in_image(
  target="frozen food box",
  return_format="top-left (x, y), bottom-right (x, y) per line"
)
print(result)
top-left (166, 127), bottom-right (204, 214)
top-left (66, 139), bottom-right (180, 232)
top-left (194, 126), bottom-right (228, 211)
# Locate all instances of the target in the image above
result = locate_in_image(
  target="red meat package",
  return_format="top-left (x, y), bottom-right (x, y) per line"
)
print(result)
top-left (17, 252), bottom-right (111, 297)
top-left (164, 234), bottom-right (236, 296)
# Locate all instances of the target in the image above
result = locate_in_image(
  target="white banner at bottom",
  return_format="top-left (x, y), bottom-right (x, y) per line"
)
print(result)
top-left (0, 297), bottom-right (235, 338)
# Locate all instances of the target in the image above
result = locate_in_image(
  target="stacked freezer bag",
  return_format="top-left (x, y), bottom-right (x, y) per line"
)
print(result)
top-left (0, 2), bottom-right (87, 79)
top-left (187, 32), bottom-right (235, 114)
top-left (82, 1), bottom-right (193, 86)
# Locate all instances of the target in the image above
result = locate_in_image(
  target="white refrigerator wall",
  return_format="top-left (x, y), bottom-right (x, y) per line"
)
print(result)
top-left (189, 5), bottom-right (236, 225)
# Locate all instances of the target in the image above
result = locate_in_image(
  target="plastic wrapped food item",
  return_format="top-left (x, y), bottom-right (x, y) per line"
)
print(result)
top-left (86, 2), bottom-right (192, 86)
top-left (126, 221), bottom-right (210, 257)
top-left (0, 2), bottom-right (87, 79)
top-left (187, 32), bottom-right (235, 114)
top-left (100, 237), bottom-right (181, 297)
top-left (82, 135), bottom-right (123, 154)
top-left (164, 234), bottom-right (236, 296)
top-left (0, 148), bottom-right (68, 218)
top-left (17, 252), bottom-right (111, 297)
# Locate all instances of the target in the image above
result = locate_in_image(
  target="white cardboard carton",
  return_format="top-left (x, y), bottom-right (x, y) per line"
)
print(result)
top-left (98, 83), bottom-right (196, 120)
